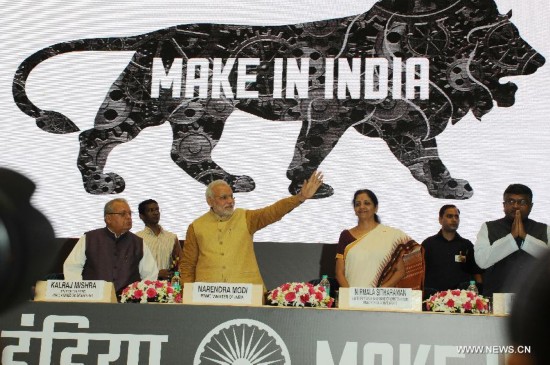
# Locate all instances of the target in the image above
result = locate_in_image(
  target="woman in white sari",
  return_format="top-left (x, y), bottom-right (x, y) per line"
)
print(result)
top-left (335, 189), bottom-right (424, 288)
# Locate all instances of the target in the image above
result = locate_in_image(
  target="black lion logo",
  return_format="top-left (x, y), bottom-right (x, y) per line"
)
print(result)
top-left (13, 0), bottom-right (545, 199)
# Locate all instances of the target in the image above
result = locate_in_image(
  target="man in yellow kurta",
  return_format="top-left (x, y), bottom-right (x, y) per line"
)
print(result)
top-left (180, 171), bottom-right (323, 287)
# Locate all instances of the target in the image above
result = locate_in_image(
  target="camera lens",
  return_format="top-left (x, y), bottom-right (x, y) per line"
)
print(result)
top-left (0, 168), bottom-right (55, 313)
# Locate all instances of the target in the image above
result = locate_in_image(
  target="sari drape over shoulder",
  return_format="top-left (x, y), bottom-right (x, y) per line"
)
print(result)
top-left (342, 225), bottom-right (425, 289)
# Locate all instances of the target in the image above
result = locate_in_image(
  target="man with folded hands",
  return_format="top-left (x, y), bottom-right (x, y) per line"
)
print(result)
top-left (64, 198), bottom-right (158, 294)
top-left (180, 171), bottom-right (323, 288)
top-left (474, 184), bottom-right (549, 297)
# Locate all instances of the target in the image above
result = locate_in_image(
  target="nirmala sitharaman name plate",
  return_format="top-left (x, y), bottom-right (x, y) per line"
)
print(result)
top-left (338, 287), bottom-right (422, 311)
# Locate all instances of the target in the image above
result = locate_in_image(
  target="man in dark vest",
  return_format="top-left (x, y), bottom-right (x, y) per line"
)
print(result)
top-left (474, 184), bottom-right (549, 297)
top-left (64, 198), bottom-right (158, 294)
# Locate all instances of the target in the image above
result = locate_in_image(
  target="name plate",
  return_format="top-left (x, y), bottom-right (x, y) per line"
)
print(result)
top-left (182, 282), bottom-right (263, 306)
top-left (492, 293), bottom-right (515, 315)
top-left (338, 287), bottom-right (422, 311)
top-left (34, 280), bottom-right (116, 303)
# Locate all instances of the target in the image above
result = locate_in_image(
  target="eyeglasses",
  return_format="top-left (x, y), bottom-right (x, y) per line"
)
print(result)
top-left (107, 211), bottom-right (132, 217)
top-left (503, 199), bottom-right (530, 207)
top-left (215, 194), bottom-right (234, 201)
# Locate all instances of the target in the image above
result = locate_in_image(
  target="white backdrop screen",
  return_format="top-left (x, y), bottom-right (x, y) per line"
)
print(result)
top-left (1, 0), bottom-right (549, 244)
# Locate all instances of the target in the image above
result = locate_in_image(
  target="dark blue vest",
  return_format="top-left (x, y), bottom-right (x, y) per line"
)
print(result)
top-left (484, 217), bottom-right (547, 297)
top-left (82, 228), bottom-right (143, 293)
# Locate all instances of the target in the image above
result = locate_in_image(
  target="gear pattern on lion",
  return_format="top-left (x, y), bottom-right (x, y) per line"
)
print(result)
top-left (13, 0), bottom-right (545, 198)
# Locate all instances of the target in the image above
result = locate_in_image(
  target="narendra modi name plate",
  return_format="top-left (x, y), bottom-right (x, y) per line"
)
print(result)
top-left (338, 287), bottom-right (422, 311)
top-left (183, 282), bottom-right (263, 306)
top-left (34, 280), bottom-right (116, 303)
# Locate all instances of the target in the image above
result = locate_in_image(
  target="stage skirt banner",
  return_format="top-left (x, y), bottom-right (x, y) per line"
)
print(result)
top-left (0, 302), bottom-right (513, 365)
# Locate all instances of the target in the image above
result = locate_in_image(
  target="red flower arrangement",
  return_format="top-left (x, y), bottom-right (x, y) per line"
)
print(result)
top-left (267, 282), bottom-right (333, 308)
top-left (120, 280), bottom-right (182, 303)
top-left (424, 289), bottom-right (489, 314)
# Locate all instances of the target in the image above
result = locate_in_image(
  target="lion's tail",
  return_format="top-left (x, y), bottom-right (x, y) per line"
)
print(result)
top-left (12, 35), bottom-right (144, 134)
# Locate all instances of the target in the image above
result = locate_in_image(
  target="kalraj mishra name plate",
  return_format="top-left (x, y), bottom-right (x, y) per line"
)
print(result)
top-left (34, 280), bottom-right (116, 303)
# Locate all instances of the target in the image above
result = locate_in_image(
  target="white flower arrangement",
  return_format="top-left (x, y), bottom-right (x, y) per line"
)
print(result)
top-left (424, 289), bottom-right (489, 314)
top-left (267, 282), bottom-right (334, 308)
top-left (120, 280), bottom-right (182, 303)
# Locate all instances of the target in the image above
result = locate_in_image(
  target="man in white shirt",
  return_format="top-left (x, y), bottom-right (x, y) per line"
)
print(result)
top-left (63, 198), bottom-right (158, 294)
top-left (136, 199), bottom-right (181, 280)
top-left (474, 184), bottom-right (549, 297)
